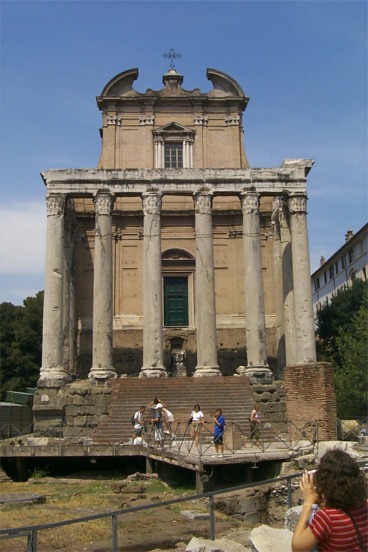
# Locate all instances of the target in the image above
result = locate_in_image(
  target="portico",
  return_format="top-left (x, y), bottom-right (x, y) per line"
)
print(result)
top-left (39, 162), bottom-right (315, 385)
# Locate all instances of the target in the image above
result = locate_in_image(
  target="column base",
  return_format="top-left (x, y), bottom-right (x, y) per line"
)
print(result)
top-left (139, 366), bottom-right (167, 378)
top-left (193, 366), bottom-right (221, 377)
top-left (88, 367), bottom-right (117, 381)
top-left (37, 368), bottom-right (72, 388)
top-left (243, 365), bottom-right (273, 384)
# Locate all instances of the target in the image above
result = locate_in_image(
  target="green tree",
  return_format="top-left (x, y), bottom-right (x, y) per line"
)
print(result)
top-left (316, 279), bottom-right (368, 417)
top-left (0, 291), bottom-right (43, 400)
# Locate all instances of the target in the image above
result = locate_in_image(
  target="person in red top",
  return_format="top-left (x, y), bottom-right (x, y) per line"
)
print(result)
top-left (292, 449), bottom-right (367, 551)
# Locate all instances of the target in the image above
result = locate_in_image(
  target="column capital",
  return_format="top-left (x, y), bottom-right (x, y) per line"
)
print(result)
top-left (46, 194), bottom-right (66, 217)
top-left (93, 192), bottom-right (115, 216)
top-left (193, 191), bottom-right (213, 214)
top-left (241, 191), bottom-right (260, 214)
top-left (288, 193), bottom-right (307, 215)
top-left (142, 191), bottom-right (162, 215)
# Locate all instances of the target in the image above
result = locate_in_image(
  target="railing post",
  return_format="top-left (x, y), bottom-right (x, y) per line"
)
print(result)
top-left (287, 477), bottom-right (293, 508)
top-left (112, 513), bottom-right (118, 551)
top-left (27, 529), bottom-right (37, 551)
top-left (209, 494), bottom-right (216, 540)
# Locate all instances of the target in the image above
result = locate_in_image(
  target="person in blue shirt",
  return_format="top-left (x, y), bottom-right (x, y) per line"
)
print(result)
top-left (212, 409), bottom-right (225, 457)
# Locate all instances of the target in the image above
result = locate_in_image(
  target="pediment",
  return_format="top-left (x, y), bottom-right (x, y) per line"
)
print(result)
top-left (154, 122), bottom-right (194, 136)
top-left (162, 249), bottom-right (195, 262)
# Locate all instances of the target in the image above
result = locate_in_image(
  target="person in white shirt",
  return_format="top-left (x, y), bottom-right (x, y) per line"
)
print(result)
top-left (190, 403), bottom-right (204, 446)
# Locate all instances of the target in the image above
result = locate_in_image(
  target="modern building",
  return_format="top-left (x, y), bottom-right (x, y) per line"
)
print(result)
top-left (311, 223), bottom-right (368, 319)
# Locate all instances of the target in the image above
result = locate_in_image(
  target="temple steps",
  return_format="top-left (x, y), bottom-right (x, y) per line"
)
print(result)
top-left (91, 376), bottom-right (274, 444)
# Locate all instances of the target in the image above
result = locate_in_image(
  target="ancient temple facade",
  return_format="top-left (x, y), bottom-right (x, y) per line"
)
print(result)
top-left (39, 67), bottom-right (316, 388)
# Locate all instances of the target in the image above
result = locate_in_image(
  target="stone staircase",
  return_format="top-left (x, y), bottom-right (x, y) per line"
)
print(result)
top-left (91, 376), bottom-right (275, 445)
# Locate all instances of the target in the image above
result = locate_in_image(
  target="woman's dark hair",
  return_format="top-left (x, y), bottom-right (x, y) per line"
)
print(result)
top-left (314, 449), bottom-right (366, 510)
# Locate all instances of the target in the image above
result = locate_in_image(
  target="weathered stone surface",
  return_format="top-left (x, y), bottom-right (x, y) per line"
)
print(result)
top-left (249, 525), bottom-right (292, 552)
top-left (285, 506), bottom-right (303, 531)
top-left (185, 536), bottom-right (249, 552)
top-left (180, 510), bottom-right (210, 520)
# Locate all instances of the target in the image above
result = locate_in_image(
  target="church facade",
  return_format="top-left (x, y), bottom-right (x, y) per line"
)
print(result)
top-left (39, 66), bottom-right (317, 387)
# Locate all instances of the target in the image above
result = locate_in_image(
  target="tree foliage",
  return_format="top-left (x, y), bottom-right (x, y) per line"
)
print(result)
top-left (0, 291), bottom-right (43, 400)
top-left (316, 279), bottom-right (368, 418)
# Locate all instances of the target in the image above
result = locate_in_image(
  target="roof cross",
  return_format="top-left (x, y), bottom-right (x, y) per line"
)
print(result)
top-left (163, 48), bottom-right (182, 69)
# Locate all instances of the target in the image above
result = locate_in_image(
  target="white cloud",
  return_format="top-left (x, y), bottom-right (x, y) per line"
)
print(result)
top-left (0, 201), bottom-right (46, 274)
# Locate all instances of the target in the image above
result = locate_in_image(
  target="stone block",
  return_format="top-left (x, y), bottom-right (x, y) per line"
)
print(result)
top-left (249, 525), bottom-right (292, 552)
top-left (285, 506), bottom-right (302, 531)
top-left (185, 536), bottom-right (248, 552)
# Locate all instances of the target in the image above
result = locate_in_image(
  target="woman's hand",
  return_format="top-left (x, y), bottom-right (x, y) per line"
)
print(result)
top-left (300, 471), bottom-right (319, 505)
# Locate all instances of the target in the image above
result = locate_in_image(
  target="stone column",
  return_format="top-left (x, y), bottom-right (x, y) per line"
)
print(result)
top-left (193, 191), bottom-right (221, 376)
top-left (89, 192), bottom-right (116, 380)
top-left (271, 200), bottom-right (285, 376)
top-left (241, 192), bottom-right (272, 382)
top-left (140, 191), bottom-right (166, 377)
top-left (38, 193), bottom-right (70, 387)
top-left (279, 198), bottom-right (296, 366)
top-left (288, 194), bottom-right (316, 363)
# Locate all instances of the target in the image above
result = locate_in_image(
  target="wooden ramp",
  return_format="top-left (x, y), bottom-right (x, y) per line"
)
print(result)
top-left (92, 376), bottom-right (274, 445)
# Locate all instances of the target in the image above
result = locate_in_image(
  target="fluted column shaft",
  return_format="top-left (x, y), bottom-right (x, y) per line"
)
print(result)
top-left (289, 194), bottom-right (316, 363)
top-left (140, 191), bottom-right (166, 377)
top-left (242, 192), bottom-right (268, 368)
top-left (89, 192), bottom-right (116, 380)
top-left (39, 194), bottom-right (70, 387)
top-left (271, 200), bottom-right (286, 374)
top-left (193, 191), bottom-right (220, 376)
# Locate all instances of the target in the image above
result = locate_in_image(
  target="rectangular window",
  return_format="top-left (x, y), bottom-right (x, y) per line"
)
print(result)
top-left (314, 278), bottom-right (320, 291)
top-left (329, 266), bottom-right (334, 280)
top-left (348, 247), bottom-right (354, 263)
top-left (341, 255), bottom-right (346, 269)
top-left (335, 261), bottom-right (339, 273)
top-left (164, 143), bottom-right (183, 168)
top-left (324, 272), bottom-right (327, 284)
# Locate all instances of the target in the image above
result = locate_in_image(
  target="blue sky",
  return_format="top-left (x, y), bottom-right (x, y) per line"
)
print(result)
top-left (0, 0), bottom-right (367, 305)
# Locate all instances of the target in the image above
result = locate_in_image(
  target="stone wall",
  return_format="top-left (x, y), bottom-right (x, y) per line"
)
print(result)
top-left (33, 381), bottom-right (112, 438)
top-left (283, 362), bottom-right (337, 440)
top-left (251, 380), bottom-right (288, 434)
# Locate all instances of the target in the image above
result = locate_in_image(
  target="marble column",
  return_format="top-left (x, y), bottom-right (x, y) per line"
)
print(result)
top-left (279, 198), bottom-right (296, 366)
top-left (39, 193), bottom-right (70, 387)
top-left (140, 191), bottom-right (166, 377)
top-left (193, 191), bottom-right (221, 376)
top-left (89, 192), bottom-right (116, 380)
top-left (271, 199), bottom-right (286, 375)
top-left (241, 192), bottom-right (272, 382)
top-left (288, 194), bottom-right (317, 363)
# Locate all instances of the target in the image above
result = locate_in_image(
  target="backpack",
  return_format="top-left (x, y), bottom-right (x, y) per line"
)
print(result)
top-left (130, 414), bottom-right (136, 426)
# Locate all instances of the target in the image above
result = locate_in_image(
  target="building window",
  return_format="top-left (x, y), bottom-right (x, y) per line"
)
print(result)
top-left (164, 143), bottom-right (183, 168)
top-left (329, 266), bottom-right (334, 280)
top-left (341, 254), bottom-right (346, 269)
top-left (324, 272), bottom-right (327, 284)
top-left (335, 261), bottom-right (339, 273)
top-left (164, 277), bottom-right (188, 326)
top-left (348, 247), bottom-right (354, 264)
top-left (314, 278), bottom-right (320, 291)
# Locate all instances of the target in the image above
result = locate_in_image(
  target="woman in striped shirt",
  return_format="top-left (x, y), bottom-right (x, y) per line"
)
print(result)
top-left (292, 449), bottom-right (367, 551)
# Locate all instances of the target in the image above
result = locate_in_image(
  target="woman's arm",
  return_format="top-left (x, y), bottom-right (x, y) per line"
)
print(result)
top-left (291, 471), bottom-right (319, 552)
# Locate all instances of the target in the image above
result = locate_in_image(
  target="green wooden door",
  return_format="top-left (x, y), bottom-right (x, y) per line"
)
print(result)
top-left (164, 277), bottom-right (188, 326)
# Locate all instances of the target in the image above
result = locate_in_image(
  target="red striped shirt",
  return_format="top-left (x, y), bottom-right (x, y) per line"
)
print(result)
top-left (309, 503), bottom-right (368, 551)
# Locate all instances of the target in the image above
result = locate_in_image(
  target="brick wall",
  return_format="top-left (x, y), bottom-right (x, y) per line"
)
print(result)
top-left (284, 362), bottom-right (337, 440)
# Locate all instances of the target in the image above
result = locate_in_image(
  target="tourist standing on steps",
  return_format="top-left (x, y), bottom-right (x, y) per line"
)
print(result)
top-left (131, 405), bottom-right (145, 444)
top-left (292, 448), bottom-right (368, 552)
top-left (152, 402), bottom-right (164, 447)
top-left (212, 409), bottom-right (225, 458)
top-left (249, 403), bottom-right (260, 445)
top-left (147, 398), bottom-right (174, 435)
top-left (190, 403), bottom-right (204, 446)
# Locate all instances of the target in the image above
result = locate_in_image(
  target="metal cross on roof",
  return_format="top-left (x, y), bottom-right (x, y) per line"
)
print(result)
top-left (163, 48), bottom-right (182, 69)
